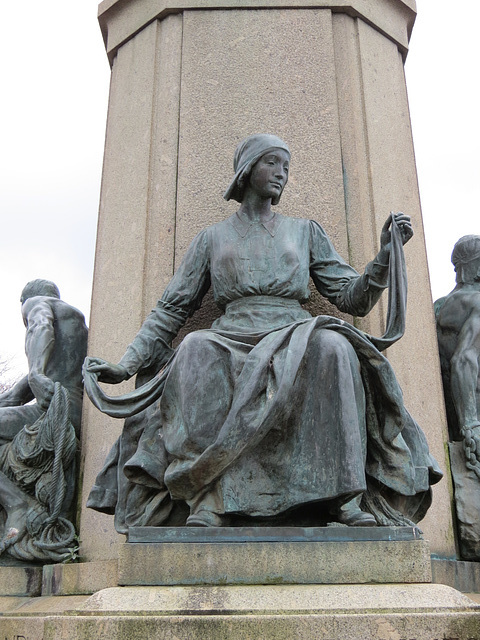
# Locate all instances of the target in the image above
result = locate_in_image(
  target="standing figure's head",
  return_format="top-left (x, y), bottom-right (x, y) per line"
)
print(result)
top-left (451, 235), bottom-right (480, 285)
top-left (20, 279), bottom-right (60, 304)
top-left (224, 134), bottom-right (290, 206)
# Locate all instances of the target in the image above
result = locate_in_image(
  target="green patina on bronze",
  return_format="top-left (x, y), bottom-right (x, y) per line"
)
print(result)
top-left (0, 280), bottom-right (88, 563)
top-left (84, 134), bottom-right (441, 533)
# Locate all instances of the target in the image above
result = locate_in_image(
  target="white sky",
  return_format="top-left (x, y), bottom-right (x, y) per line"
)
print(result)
top-left (0, 1), bottom-right (478, 376)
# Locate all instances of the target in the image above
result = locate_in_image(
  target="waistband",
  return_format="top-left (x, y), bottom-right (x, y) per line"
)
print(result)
top-left (225, 296), bottom-right (303, 311)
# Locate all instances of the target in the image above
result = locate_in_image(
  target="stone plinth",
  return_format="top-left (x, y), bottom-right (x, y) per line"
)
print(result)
top-left (432, 558), bottom-right (480, 595)
top-left (121, 526), bottom-right (430, 586)
top-left (1, 540), bottom-right (480, 639)
top-left (80, 0), bottom-right (455, 563)
top-left (0, 595), bottom-right (89, 640)
top-left (119, 538), bottom-right (432, 586)
top-left (3, 584), bottom-right (479, 640)
top-left (42, 559), bottom-right (118, 596)
top-left (0, 565), bottom-right (43, 597)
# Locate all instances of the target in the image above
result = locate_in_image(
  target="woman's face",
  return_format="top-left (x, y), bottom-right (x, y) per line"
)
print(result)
top-left (247, 149), bottom-right (290, 200)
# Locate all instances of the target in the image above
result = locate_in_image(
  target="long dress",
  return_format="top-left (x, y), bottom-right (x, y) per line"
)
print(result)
top-left (86, 212), bottom-right (442, 531)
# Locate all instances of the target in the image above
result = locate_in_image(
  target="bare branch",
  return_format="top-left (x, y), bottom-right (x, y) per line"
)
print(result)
top-left (0, 357), bottom-right (22, 394)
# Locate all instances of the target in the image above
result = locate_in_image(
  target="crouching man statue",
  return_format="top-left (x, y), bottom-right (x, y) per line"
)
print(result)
top-left (0, 280), bottom-right (88, 563)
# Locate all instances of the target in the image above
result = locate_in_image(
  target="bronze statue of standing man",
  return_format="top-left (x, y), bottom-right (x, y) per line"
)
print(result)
top-left (436, 236), bottom-right (480, 467)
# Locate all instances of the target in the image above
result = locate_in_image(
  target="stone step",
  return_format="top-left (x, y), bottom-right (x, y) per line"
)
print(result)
top-left (1, 584), bottom-right (479, 640)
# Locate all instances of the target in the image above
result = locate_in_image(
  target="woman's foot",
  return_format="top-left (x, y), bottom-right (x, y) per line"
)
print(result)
top-left (186, 509), bottom-right (224, 527)
top-left (336, 509), bottom-right (376, 526)
top-left (331, 497), bottom-right (377, 527)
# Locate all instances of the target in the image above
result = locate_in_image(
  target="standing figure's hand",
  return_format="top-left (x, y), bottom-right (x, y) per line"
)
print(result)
top-left (28, 374), bottom-right (55, 411)
top-left (380, 212), bottom-right (414, 250)
top-left (84, 357), bottom-right (129, 384)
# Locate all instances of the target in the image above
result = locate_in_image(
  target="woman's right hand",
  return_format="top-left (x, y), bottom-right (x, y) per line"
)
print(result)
top-left (85, 357), bottom-right (129, 384)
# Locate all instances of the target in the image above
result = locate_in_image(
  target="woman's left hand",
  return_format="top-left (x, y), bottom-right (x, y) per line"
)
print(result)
top-left (380, 212), bottom-right (414, 249)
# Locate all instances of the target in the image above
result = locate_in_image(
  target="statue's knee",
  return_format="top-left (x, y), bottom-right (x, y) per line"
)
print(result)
top-left (177, 331), bottom-right (217, 364)
top-left (312, 329), bottom-right (351, 357)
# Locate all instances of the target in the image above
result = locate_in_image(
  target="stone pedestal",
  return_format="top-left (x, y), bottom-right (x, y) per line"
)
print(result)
top-left (120, 526), bottom-right (432, 586)
top-left (0, 564), bottom-right (43, 597)
top-left (2, 567), bottom-right (480, 639)
top-left (79, 0), bottom-right (455, 564)
top-left (2, 532), bottom-right (480, 638)
top-left (39, 584), bottom-right (480, 640)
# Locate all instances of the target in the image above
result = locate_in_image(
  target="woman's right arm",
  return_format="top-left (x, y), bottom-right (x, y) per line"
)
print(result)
top-left (87, 229), bottom-right (211, 383)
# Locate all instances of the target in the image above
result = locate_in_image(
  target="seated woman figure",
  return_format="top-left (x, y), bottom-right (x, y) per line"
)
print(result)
top-left (85, 134), bottom-right (442, 530)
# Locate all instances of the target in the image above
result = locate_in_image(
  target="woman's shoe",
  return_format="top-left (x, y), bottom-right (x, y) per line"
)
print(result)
top-left (331, 497), bottom-right (377, 527)
top-left (336, 509), bottom-right (376, 526)
top-left (186, 509), bottom-right (224, 527)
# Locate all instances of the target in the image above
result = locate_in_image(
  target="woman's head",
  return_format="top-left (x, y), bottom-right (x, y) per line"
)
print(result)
top-left (224, 134), bottom-right (290, 205)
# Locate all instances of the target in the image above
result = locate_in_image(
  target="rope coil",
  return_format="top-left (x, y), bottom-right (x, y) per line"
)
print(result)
top-left (1, 381), bottom-right (78, 562)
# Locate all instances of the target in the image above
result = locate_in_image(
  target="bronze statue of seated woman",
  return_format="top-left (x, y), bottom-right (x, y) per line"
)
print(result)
top-left (84, 134), bottom-right (442, 531)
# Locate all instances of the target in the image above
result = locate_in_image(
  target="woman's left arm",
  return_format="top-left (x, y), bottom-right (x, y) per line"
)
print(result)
top-left (309, 213), bottom-right (413, 317)
top-left (377, 212), bottom-right (413, 263)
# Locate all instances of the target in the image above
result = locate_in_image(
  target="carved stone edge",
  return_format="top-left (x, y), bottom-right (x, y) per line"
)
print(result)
top-left (97, 0), bottom-right (417, 64)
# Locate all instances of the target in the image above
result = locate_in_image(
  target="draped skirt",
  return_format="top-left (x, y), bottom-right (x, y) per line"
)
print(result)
top-left (87, 296), bottom-right (442, 530)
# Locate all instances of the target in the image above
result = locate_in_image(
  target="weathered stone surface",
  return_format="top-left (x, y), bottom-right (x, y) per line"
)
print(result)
top-left (0, 565), bottom-right (42, 596)
top-left (0, 594), bottom-right (89, 614)
top-left (432, 557), bottom-right (480, 594)
top-left (0, 615), bottom-right (46, 640)
top-left (42, 560), bottom-right (118, 596)
top-left (98, 0), bottom-right (417, 63)
top-left (74, 583), bottom-right (476, 614)
top-left (43, 611), bottom-right (480, 640)
top-left (2, 585), bottom-right (479, 640)
top-left (11, 584), bottom-right (479, 640)
top-left (118, 539), bottom-right (432, 586)
top-left (0, 595), bottom-right (89, 640)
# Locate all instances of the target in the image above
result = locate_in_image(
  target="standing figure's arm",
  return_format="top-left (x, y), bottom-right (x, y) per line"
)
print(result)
top-left (22, 300), bottom-right (56, 410)
top-left (450, 303), bottom-right (480, 431)
top-left (0, 375), bottom-right (33, 407)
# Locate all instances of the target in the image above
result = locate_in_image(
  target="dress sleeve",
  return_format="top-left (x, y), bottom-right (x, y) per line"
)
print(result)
top-left (309, 220), bottom-right (388, 317)
top-left (119, 229), bottom-right (211, 375)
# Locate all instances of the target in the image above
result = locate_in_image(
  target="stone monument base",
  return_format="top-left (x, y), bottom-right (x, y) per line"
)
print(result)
top-left (0, 563), bottom-right (43, 597)
top-left (1, 584), bottom-right (479, 639)
top-left (120, 526), bottom-right (431, 586)
top-left (1, 530), bottom-right (480, 639)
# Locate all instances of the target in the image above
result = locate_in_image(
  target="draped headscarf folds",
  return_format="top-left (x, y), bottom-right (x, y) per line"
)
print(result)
top-left (451, 235), bottom-right (480, 266)
top-left (224, 134), bottom-right (291, 205)
top-left (451, 235), bottom-right (480, 284)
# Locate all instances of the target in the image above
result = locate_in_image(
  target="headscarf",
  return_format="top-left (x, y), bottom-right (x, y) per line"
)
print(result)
top-left (224, 134), bottom-right (290, 205)
top-left (451, 235), bottom-right (480, 266)
top-left (451, 235), bottom-right (480, 284)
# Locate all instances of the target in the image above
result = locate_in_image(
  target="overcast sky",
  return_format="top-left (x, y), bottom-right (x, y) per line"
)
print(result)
top-left (1, 1), bottom-right (478, 376)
